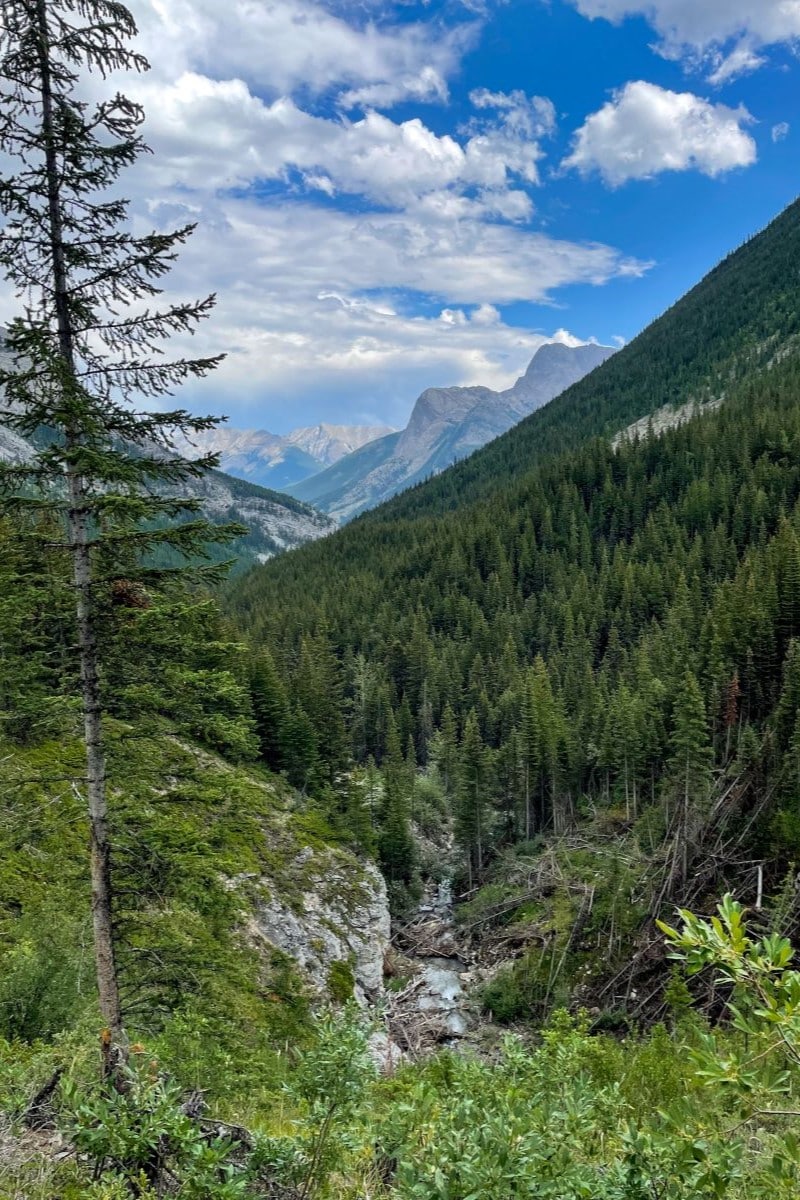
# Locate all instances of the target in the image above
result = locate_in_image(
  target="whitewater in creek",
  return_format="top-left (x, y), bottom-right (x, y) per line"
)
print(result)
top-left (405, 880), bottom-right (471, 1039)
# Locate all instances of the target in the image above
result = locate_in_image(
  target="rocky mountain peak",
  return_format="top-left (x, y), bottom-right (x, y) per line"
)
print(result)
top-left (289, 340), bottom-right (617, 521)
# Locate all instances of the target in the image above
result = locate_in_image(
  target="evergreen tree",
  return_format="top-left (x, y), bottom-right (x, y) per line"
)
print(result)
top-left (0, 0), bottom-right (241, 1070)
top-left (775, 641), bottom-right (800, 754)
top-left (0, 515), bottom-right (72, 742)
top-left (343, 771), bottom-right (377, 855)
top-left (250, 649), bottom-right (290, 770)
top-left (405, 734), bottom-right (418, 823)
top-left (455, 709), bottom-right (490, 887)
top-left (282, 705), bottom-right (320, 793)
top-left (295, 632), bottom-right (349, 780)
top-left (378, 714), bottom-right (415, 894)
top-left (669, 671), bottom-right (713, 871)
top-left (429, 704), bottom-right (459, 800)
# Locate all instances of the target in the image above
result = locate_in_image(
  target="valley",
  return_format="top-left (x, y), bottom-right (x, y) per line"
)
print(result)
top-left (4, 3), bottom-right (800, 1195)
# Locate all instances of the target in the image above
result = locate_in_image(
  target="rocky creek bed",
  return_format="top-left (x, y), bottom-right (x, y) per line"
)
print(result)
top-left (386, 881), bottom-right (479, 1056)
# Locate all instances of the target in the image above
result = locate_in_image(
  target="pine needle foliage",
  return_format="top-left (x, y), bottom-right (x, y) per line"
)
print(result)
top-left (0, 0), bottom-right (243, 1070)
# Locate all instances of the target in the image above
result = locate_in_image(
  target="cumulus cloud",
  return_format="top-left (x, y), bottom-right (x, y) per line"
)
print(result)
top-left (463, 89), bottom-right (557, 188)
top-left (133, 74), bottom-right (558, 213)
top-left (568, 0), bottom-right (800, 81)
top-left (772, 121), bottom-right (791, 143)
top-left (563, 81), bottom-right (757, 185)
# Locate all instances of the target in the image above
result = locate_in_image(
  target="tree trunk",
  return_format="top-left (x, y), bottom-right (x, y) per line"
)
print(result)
top-left (70, 473), bottom-right (125, 1066)
top-left (34, 0), bottom-right (124, 1073)
top-left (524, 762), bottom-right (531, 840)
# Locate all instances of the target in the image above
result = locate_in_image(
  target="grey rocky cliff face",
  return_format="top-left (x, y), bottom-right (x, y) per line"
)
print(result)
top-left (248, 848), bottom-right (391, 1005)
top-left (286, 423), bottom-right (396, 467)
top-left (174, 422), bottom-right (395, 490)
top-left (298, 341), bottom-right (617, 522)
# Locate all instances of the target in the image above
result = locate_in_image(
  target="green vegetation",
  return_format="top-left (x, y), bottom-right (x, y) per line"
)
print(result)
top-left (228, 198), bottom-right (800, 946)
top-left (6, 1), bottom-right (800, 1195)
top-left (6, 903), bottom-right (800, 1197)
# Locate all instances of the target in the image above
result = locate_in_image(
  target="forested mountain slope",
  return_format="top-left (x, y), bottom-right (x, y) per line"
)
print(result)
top-left (165, 467), bottom-right (335, 568)
top-left (361, 194), bottom-right (800, 522)
top-left (226, 196), bottom-right (800, 1012)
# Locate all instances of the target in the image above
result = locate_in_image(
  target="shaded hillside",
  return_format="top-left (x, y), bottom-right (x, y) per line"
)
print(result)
top-left (288, 429), bottom-right (401, 513)
top-left (167, 466), bottom-right (335, 569)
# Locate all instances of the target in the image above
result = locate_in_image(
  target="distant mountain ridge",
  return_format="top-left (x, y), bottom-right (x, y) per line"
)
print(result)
top-left (287, 342), bottom-right (616, 521)
top-left (0, 339), bottom-right (335, 570)
top-left (173, 421), bottom-right (395, 492)
top-left (287, 423), bottom-right (396, 466)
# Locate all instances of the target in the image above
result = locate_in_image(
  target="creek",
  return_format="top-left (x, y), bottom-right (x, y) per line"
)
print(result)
top-left (390, 879), bottom-right (474, 1048)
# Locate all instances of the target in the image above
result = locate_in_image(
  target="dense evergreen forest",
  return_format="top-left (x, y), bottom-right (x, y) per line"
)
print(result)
top-left (6, 1), bottom-right (800, 1195)
top-left (229, 196), bottom-right (800, 986)
top-left (220, 196), bottom-right (800, 1022)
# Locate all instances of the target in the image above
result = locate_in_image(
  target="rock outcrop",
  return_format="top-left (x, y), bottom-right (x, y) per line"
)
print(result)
top-left (249, 847), bottom-right (391, 1006)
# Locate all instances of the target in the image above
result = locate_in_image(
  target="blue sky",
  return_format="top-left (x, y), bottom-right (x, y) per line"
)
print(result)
top-left (12, 0), bottom-right (798, 433)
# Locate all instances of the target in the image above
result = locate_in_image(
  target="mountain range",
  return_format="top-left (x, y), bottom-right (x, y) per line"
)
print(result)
top-left (0, 337), bottom-right (336, 570)
top-left (285, 341), bottom-right (616, 521)
top-left (173, 422), bottom-right (395, 492)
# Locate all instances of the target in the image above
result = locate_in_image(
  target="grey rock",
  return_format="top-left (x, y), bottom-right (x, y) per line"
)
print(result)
top-left (249, 852), bottom-right (391, 1005)
top-left (290, 342), bottom-right (616, 521)
top-left (173, 422), bottom-right (395, 491)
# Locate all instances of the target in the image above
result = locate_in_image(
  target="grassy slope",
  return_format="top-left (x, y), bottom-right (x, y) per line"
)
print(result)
top-left (0, 721), bottom-right (375, 1107)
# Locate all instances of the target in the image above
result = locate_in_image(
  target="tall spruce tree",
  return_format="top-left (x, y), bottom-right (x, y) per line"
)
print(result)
top-left (378, 712), bottom-right (415, 897)
top-left (0, 0), bottom-right (241, 1072)
top-left (669, 670), bottom-right (713, 877)
top-left (455, 709), bottom-right (490, 887)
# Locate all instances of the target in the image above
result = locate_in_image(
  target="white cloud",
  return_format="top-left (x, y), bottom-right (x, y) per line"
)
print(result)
top-left (133, 194), bottom-right (645, 425)
top-left (463, 89), bottom-right (557, 188)
top-left (469, 89), bottom-right (557, 137)
top-left (0, 1), bottom-right (650, 427)
top-left (132, 73), bottom-right (557, 214)
top-left (164, 195), bottom-right (645, 309)
top-left (707, 44), bottom-right (766, 86)
top-left (772, 121), bottom-right (791, 142)
top-left (568, 0), bottom-right (800, 81)
top-left (563, 81), bottom-right (757, 185)
top-left (339, 67), bottom-right (449, 110)
top-left (128, 0), bottom-right (471, 100)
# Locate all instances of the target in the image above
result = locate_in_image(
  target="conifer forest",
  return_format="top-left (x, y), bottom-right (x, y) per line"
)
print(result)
top-left (4, 2), bottom-right (800, 1197)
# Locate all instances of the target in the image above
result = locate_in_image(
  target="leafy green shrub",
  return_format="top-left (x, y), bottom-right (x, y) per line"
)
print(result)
top-left (481, 965), bottom-right (528, 1023)
top-left (0, 901), bottom-right (87, 1042)
top-left (66, 1065), bottom-right (254, 1199)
